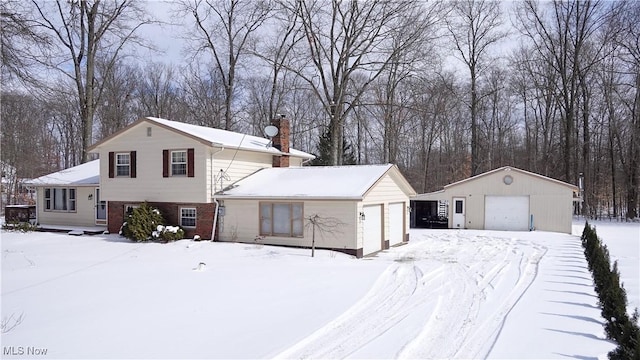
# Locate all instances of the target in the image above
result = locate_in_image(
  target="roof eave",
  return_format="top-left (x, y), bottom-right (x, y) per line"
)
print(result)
top-left (214, 195), bottom-right (363, 201)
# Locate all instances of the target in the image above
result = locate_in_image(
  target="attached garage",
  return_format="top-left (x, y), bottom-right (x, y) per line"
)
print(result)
top-left (216, 164), bottom-right (416, 257)
top-left (412, 166), bottom-right (579, 234)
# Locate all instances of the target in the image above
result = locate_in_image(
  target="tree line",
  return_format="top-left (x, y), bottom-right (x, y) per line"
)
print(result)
top-left (1, 0), bottom-right (638, 219)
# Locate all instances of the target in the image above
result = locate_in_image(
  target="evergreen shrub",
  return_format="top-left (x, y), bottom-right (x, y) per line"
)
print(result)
top-left (120, 203), bottom-right (164, 242)
top-left (580, 222), bottom-right (640, 359)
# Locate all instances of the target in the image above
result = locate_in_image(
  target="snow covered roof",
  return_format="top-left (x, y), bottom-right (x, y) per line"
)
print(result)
top-left (25, 160), bottom-right (99, 187)
top-left (89, 117), bottom-right (315, 160)
top-left (216, 164), bottom-right (415, 200)
top-left (444, 166), bottom-right (578, 191)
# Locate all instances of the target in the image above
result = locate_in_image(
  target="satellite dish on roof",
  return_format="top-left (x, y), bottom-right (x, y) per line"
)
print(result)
top-left (264, 125), bottom-right (278, 137)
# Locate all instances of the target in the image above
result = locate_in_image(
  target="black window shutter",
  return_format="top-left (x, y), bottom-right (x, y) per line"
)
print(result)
top-left (163, 150), bottom-right (169, 177)
top-left (187, 148), bottom-right (194, 177)
top-left (130, 151), bottom-right (137, 178)
top-left (108, 152), bottom-right (114, 178)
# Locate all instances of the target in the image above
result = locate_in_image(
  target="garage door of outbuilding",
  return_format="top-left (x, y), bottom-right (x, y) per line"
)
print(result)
top-left (388, 202), bottom-right (404, 246)
top-left (484, 195), bottom-right (530, 231)
top-left (363, 205), bottom-right (383, 255)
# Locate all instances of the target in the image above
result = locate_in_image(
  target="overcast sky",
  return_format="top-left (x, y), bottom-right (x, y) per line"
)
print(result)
top-left (135, 0), bottom-right (519, 75)
top-left (137, 1), bottom-right (188, 64)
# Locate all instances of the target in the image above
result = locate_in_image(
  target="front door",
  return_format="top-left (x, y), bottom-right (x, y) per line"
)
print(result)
top-left (95, 188), bottom-right (107, 225)
top-left (452, 197), bottom-right (465, 229)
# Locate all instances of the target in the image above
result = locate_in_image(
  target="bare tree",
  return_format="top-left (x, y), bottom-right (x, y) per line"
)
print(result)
top-left (446, 0), bottom-right (507, 176)
top-left (29, 0), bottom-right (153, 163)
top-left (95, 57), bottom-right (138, 139)
top-left (1, 92), bottom-right (55, 207)
top-left (515, 0), bottom-right (609, 184)
top-left (0, 0), bottom-right (50, 84)
top-left (181, 63), bottom-right (227, 128)
top-left (183, 0), bottom-right (273, 130)
top-left (613, 0), bottom-right (640, 218)
top-left (135, 62), bottom-right (180, 120)
top-left (509, 45), bottom-right (562, 177)
top-left (290, 0), bottom-right (429, 165)
top-left (305, 214), bottom-right (346, 257)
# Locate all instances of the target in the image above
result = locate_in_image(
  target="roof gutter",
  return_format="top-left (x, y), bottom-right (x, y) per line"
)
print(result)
top-left (213, 195), bottom-right (365, 201)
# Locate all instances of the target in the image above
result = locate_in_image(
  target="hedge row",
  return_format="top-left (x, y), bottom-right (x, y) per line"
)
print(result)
top-left (581, 222), bottom-right (640, 359)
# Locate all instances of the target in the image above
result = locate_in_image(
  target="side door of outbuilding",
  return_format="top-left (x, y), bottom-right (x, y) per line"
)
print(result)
top-left (452, 197), bottom-right (466, 229)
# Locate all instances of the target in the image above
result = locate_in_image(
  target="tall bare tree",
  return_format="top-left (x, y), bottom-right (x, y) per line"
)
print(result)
top-left (446, 0), bottom-right (507, 176)
top-left (291, 0), bottom-right (429, 165)
top-left (0, 0), bottom-right (50, 84)
top-left (95, 58), bottom-right (138, 139)
top-left (184, 0), bottom-right (272, 130)
top-left (29, 0), bottom-right (152, 163)
top-left (515, 0), bottom-right (608, 183)
top-left (614, 0), bottom-right (640, 218)
top-left (135, 62), bottom-right (180, 120)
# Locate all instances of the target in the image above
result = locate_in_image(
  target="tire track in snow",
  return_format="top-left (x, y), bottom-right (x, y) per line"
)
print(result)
top-left (273, 262), bottom-right (447, 360)
top-left (454, 242), bottom-right (548, 359)
top-left (396, 237), bottom-right (547, 359)
top-left (275, 234), bottom-right (549, 360)
top-left (396, 263), bottom-right (479, 359)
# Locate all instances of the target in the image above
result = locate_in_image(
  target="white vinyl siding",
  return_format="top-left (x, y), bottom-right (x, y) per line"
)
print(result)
top-left (97, 123), bottom-right (209, 203)
top-left (220, 200), bottom-right (356, 250)
top-left (37, 186), bottom-right (98, 227)
top-left (360, 173), bottom-right (410, 251)
top-left (208, 150), bottom-right (274, 196)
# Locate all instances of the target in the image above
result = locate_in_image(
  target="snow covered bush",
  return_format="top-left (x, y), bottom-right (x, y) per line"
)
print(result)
top-left (120, 203), bottom-right (164, 242)
top-left (152, 225), bottom-right (185, 243)
top-left (2, 221), bottom-right (37, 232)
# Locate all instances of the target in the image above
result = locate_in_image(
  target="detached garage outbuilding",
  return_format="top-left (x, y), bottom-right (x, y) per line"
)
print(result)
top-left (412, 166), bottom-right (579, 234)
top-left (215, 164), bottom-right (416, 257)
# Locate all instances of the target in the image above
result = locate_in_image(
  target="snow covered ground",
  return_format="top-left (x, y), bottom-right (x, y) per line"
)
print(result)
top-left (1, 219), bottom-right (637, 359)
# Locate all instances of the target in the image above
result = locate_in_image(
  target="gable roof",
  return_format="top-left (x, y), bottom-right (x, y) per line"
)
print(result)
top-left (25, 160), bottom-right (100, 187)
top-left (444, 166), bottom-right (578, 191)
top-left (216, 164), bottom-right (416, 200)
top-left (88, 117), bottom-right (315, 159)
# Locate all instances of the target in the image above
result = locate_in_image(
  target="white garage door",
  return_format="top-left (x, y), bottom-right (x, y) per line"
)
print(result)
top-left (484, 196), bottom-right (530, 231)
top-left (389, 202), bottom-right (404, 246)
top-left (363, 205), bottom-right (383, 255)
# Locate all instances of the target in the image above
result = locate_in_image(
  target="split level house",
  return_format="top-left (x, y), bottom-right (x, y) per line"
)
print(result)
top-left (27, 117), bottom-right (417, 257)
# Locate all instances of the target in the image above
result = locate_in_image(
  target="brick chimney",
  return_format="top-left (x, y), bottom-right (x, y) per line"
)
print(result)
top-left (271, 117), bottom-right (290, 168)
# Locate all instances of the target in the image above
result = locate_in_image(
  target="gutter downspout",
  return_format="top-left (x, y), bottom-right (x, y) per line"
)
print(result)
top-left (210, 146), bottom-right (224, 241)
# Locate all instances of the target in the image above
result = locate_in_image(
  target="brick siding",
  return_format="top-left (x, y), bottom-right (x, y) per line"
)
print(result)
top-left (107, 201), bottom-right (217, 240)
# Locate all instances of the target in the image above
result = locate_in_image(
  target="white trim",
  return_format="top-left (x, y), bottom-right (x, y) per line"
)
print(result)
top-left (180, 207), bottom-right (197, 228)
top-left (115, 152), bottom-right (131, 177)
